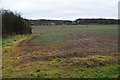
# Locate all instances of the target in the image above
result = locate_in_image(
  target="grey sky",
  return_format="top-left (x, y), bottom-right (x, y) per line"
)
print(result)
top-left (0, 0), bottom-right (119, 20)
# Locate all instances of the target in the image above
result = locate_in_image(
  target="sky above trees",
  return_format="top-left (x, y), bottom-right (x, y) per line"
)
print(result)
top-left (0, 0), bottom-right (119, 20)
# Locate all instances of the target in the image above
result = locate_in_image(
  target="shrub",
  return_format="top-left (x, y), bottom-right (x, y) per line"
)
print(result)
top-left (1, 9), bottom-right (32, 38)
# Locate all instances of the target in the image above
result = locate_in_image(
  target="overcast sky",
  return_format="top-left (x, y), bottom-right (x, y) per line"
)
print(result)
top-left (0, 0), bottom-right (120, 20)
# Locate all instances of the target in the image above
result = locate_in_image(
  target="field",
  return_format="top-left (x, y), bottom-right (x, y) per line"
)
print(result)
top-left (2, 25), bottom-right (119, 78)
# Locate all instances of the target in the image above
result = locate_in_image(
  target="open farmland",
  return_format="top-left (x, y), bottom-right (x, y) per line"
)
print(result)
top-left (2, 25), bottom-right (119, 78)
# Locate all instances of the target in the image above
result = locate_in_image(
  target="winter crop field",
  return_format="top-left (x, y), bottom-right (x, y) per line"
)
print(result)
top-left (2, 25), bottom-right (119, 78)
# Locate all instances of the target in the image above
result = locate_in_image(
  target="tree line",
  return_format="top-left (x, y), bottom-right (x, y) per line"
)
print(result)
top-left (1, 9), bottom-right (31, 38)
top-left (29, 18), bottom-right (118, 25)
top-left (75, 18), bottom-right (118, 25)
top-left (29, 19), bottom-right (72, 25)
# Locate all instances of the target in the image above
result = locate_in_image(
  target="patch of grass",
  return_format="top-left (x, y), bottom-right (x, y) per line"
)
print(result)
top-left (2, 34), bottom-right (38, 53)
top-left (29, 32), bottom-right (71, 45)
top-left (32, 25), bottom-right (118, 35)
top-left (60, 55), bottom-right (118, 68)
top-left (2, 66), bottom-right (20, 78)
top-left (74, 64), bottom-right (119, 78)
top-left (3, 55), bottom-right (119, 78)
top-left (2, 34), bottom-right (36, 46)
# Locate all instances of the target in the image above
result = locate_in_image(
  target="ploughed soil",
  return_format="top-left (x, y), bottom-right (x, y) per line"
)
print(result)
top-left (16, 34), bottom-right (118, 63)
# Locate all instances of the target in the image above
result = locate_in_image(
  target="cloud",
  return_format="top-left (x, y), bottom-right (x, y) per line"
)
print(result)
top-left (0, 0), bottom-right (119, 20)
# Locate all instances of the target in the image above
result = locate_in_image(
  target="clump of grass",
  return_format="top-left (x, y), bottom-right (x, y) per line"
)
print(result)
top-left (36, 69), bottom-right (40, 72)
top-left (56, 58), bottom-right (61, 62)
top-left (28, 72), bottom-right (47, 78)
top-left (37, 72), bottom-right (47, 78)
top-left (28, 72), bottom-right (35, 77)
top-left (2, 46), bottom-right (12, 53)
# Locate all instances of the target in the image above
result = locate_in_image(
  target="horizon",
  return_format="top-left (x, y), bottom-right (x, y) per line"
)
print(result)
top-left (28, 18), bottom-right (119, 21)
